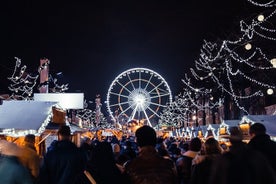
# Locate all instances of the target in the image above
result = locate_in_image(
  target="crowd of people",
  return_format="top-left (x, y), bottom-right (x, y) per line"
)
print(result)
top-left (0, 122), bottom-right (275, 184)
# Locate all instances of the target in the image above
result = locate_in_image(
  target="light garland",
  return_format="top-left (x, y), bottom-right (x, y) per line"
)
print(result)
top-left (246, 0), bottom-right (276, 8)
top-left (159, 83), bottom-right (223, 129)
top-left (7, 57), bottom-right (70, 100)
top-left (7, 57), bottom-right (39, 100)
top-left (49, 76), bottom-right (69, 93)
top-left (182, 1), bottom-right (276, 116)
top-left (75, 99), bottom-right (114, 130)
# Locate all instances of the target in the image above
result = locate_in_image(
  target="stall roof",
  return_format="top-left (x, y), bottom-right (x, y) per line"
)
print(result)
top-left (222, 120), bottom-right (241, 127)
top-left (0, 100), bottom-right (56, 131)
top-left (241, 115), bottom-right (276, 137)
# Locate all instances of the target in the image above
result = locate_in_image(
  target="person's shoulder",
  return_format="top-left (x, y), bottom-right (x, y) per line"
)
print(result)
top-left (160, 156), bottom-right (175, 167)
top-left (176, 155), bottom-right (185, 164)
top-left (268, 138), bottom-right (276, 145)
top-left (267, 139), bottom-right (276, 153)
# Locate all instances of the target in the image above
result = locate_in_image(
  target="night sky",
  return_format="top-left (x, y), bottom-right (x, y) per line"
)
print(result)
top-left (0, 1), bottom-right (258, 109)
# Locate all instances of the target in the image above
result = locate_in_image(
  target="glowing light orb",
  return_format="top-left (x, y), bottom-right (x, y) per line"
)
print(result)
top-left (257, 14), bottom-right (265, 22)
top-left (267, 88), bottom-right (274, 95)
top-left (245, 43), bottom-right (252, 50)
top-left (270, 58), bottom-right (276, 68)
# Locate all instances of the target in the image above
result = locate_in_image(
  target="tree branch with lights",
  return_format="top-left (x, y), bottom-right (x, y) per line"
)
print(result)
top-left (7, 57), bottom-right (39, 100)
top-left (183, 1), bottom-right (276, 117)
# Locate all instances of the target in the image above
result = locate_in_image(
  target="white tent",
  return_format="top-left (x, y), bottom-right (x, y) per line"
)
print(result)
top-left (241, 115), bottom-right (276, 137)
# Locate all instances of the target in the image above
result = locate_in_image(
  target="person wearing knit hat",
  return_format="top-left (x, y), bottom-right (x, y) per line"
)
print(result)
top-left (124, 125), bottom-right (177, 184)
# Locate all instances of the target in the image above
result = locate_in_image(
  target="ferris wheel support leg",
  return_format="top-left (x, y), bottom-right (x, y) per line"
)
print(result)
top-left (143, 109), bottom-right (152, 127)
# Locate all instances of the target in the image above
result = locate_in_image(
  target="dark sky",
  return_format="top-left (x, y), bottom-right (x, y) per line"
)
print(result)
top-left (0, 1), bottom-right (257, 104)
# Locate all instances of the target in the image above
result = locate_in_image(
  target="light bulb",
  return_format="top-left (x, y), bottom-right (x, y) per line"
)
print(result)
top-left (270, 58), bottom-right (276, 68)
top-left (257, 14), bottom-right (264, 22)
top-left (267, 89), bottom-right (274, 95)
top-left (245, 43), bottom-right (252, 50)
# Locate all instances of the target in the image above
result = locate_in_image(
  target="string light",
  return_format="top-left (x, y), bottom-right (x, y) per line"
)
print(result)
top-left (7, 57), bottom-right (69, 100)
top-left (75, 99), bottom-right (114, 130)
top-left (7, 57), bottom-right (39, 100)
top-left (246, 0), bottom-right (276, 8)
top-left (257, 14), bottom-right (265, 22)
top-left (159, 82), bottom-right (223, 129)
top-left (270, 58), bottom-right (276, 67)
top-left (245, 43), bottom-right (252, 50)
top-left (181, 1), bottom-right (276, 116)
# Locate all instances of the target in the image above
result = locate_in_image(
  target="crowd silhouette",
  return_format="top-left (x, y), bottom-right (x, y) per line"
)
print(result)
top-left (0, 123), bottom-right (276, 184)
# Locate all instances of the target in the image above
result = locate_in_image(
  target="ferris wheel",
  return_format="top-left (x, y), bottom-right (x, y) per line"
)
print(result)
top-left (106, 67), bottom-right (173, 127)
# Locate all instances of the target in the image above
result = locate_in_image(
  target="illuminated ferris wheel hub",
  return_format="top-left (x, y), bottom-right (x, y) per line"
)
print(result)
top-left (106, 67), bottom-right (172, 127)
top-left (128, 88), bottom-right (150, 112)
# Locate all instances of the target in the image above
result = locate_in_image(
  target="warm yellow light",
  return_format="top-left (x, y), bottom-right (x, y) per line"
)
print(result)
top-left (245, 43), bottom-right (252, 50)
top-left (239, 123), bottom-right (250, 134)
top-left (219, 127), bottom-right (226, 135)
top-left (198, 130), bottom-right (203, 137)
top-left (257, 14), bottom-right (265, 22)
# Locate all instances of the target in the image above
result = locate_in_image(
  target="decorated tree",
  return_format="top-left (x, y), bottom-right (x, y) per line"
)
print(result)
top-left (182, 0), bottom-right (276, 119)
top-left (160, 78), bottom-right (223, 129)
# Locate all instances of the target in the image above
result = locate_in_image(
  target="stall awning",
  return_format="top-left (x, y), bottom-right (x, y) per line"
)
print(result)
top-left (0, 100), bottom-right (56, 131)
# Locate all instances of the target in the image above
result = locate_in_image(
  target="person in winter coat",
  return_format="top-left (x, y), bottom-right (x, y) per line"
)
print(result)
top-left (190, 137), bottom-right (222, 184)
top-left (124, 125), bottom-right (177, 184)
top-left (209, 126), bottom-right (276, 184)
top-left (38, 125), bottom-right (87, 184)
top-left (248, 122), bottom-right (276, 172)
top-left (18, 134), bottom-right (40, 181)
top-left (0, 140), bottom-right (33, 184)
top-left (176, 137), bottom-right (202, 184)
